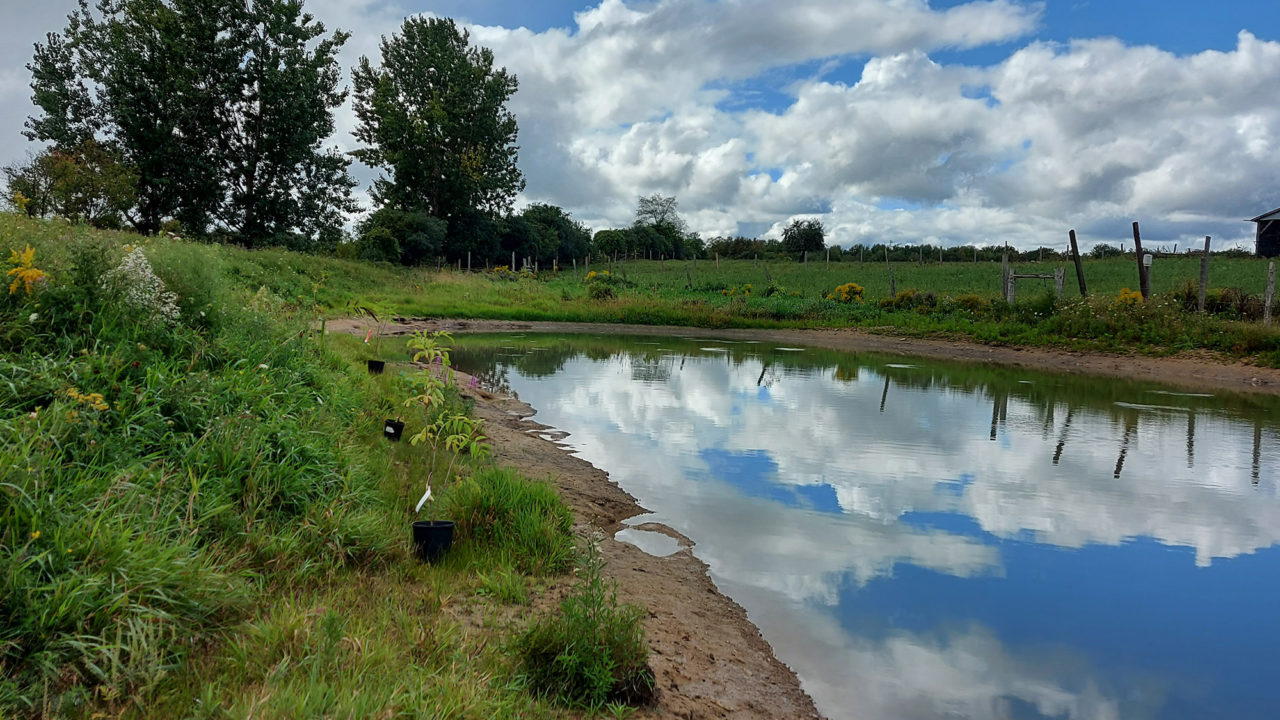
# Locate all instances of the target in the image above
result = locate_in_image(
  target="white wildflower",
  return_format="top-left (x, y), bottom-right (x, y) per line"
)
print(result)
top-left (28, 313), bottom-right (38, 323)
top-left (102, 248), bottom-right (180, 325)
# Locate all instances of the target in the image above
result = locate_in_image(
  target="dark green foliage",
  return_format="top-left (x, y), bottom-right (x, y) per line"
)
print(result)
top-left (358, 226), bottom-right (401, 264)
top-left (26, 0), bottom-right (355, 243)
top-left (352, 16), bottom-right (523, 224)
top-left (593, 229), bottom-right (629, 259)
top-left (446, 209), bottom-right (502, 264)
top-left (515, 546), bottom-right (654, 710)
top-left (782, 218), bottom-right (824, 260)
top-left (358, 207), bottom-right (446, 266)
top-left (447, 467), bottom-right (574, 575)
top-left (1090, 243), bottom-right (1124, 259)
top-left (520, 204), bottom-right (591, 261)
top-left (499, 215), bottom-right (548, 265)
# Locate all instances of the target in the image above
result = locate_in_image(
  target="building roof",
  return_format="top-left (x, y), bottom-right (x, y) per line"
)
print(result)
top-left (1250, 207), bottom-right (1280, 223)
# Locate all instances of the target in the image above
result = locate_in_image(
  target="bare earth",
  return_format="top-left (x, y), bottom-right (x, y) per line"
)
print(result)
top-left (332, 317), bottom-right (1280, 720)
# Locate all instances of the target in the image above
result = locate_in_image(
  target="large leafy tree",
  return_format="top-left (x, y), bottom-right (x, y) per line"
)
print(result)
top-left (352, 16), bottom-right (524, 225)
top-left (521, 203), bottom-right (591, 261)
top-left (782, 218), bottom-right (825, 260)
top-left (634, 194), bottom-right (687, 258)
top-left (25, 0), bottom-right (354, 245)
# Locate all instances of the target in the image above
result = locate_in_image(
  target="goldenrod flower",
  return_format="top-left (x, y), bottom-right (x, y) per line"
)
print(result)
top-left (30, 531), bottom-right (40, 540)
top-left (7, 245), bottom-right (47, 296)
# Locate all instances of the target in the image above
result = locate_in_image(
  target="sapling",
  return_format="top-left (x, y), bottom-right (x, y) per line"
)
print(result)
top-left (348, 298), bottom-right (397, 356)
top-left (404, 330), bottom-right (491, 522)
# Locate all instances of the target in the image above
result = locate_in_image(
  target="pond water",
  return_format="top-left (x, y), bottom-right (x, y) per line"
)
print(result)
top-left (451, 333), bottom-right (1280, 720)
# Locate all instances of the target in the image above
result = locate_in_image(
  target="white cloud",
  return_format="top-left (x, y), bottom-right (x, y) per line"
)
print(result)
top-left (3, 2), bottom-right (1275, 249)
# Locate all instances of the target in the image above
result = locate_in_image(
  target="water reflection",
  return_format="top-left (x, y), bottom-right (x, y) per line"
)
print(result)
top-left (453, 334), bottom-right (1280, 720)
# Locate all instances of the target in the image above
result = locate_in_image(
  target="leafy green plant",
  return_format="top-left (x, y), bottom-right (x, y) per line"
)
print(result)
top-left (515, 544), bottom-right (654, 710)
top-left (405, 330), bottom-right (491, 522)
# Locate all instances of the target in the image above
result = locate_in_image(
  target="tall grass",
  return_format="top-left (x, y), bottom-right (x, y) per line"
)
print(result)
top-left (0, 231), bottom-right (401, 714)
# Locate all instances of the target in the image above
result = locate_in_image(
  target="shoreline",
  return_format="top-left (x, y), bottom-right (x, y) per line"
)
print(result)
top-left (331, 316), bottom-right (1280, 720)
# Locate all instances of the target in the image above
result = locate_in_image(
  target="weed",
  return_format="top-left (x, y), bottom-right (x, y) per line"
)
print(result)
top-left (515, 543), bottom-right (654, 710)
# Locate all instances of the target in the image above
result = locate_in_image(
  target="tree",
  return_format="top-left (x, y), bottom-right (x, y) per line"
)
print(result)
top-left (634, 194), bottom-right (686, 257)
top-left (4, 140), bottom-right (136, 228)
top-left (352, 16), bottom-right (524, 224)
top-left (26, 0), bottom-right (355, 243)
top-left (521, 204), bottom-right (591, 260)
top-left (357, 207), bottom-right (446, 266)
top-left (782, 219), bottom-right (825, 260)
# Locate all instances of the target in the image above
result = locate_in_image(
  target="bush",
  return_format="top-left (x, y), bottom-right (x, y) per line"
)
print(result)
top-left (447, 467), bottom-right (575, 575)
top-left (825, 282), bottom-right (863, 303)
top-left (879, 288), bottom-right (936, 311)
top-left (515, 545), bottom-right (654, 710)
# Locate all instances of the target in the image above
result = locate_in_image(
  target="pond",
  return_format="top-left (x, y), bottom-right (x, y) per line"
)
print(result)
top-left (451, 333), bottom-right (1280, 720)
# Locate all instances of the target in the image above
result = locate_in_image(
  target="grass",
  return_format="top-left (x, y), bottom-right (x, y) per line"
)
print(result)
top-left (515, 545), bottom-right (654, 711)
top-left (0, 214), bottom-right (653, 718)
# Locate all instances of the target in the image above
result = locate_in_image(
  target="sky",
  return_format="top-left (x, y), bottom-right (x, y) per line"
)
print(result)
top-left (1, 0), bottom-right (1277, 250)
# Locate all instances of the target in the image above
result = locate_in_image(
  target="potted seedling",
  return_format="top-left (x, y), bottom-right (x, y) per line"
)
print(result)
top-left (405, 330), bottom-right (491, 561)
top-left (349, 299), bottom-right (398, 374)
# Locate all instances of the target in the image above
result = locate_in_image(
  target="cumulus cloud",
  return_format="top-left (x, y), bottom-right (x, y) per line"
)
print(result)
top-left (470, 6), bottom-right (1278, 248)
top-left (3, 1), bottom-right (1275, 249)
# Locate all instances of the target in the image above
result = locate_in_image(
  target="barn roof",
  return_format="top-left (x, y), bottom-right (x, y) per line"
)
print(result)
top-left (1250, 207), bottom-right (1280, 222)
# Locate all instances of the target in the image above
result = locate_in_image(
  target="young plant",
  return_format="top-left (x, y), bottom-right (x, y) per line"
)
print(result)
top-left (404, 330), bottom-right (491, 522)
top-left (348, 298), bottom-right (397, 355)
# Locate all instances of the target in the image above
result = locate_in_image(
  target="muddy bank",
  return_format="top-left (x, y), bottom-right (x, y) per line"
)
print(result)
top-left (345, 317), bottom-right (1280, 396)
top-left (334, 317), bottom-right (825, 719)
top-left (463, 386), bottom-right (824, 720)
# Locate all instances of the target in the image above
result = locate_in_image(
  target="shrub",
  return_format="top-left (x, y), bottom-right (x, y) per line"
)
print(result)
top-left (515, 545), bottom-right (654, 710)
top-left (825, 282), bottom-right (863, 303)
top-left (879, 288), bottom-right (936, 311)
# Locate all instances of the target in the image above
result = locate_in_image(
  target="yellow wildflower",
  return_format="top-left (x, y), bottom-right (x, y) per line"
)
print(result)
top-left (7, 245), bottom-right (47, 296)
top-left (30, 531), bottom-right (40, 540)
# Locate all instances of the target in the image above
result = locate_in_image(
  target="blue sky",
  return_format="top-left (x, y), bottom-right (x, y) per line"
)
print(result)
top-left (1, 0), bottom-right (1277, 249)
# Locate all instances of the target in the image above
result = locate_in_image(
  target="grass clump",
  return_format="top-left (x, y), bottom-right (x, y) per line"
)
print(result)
top-left (448, 467), bottom-right (575, 575)
top-left (515, 545), bottom-right (655, 711)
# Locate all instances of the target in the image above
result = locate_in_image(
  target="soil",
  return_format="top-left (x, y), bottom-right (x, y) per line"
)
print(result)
top-left (332, 316), bottom-right (1280, 720)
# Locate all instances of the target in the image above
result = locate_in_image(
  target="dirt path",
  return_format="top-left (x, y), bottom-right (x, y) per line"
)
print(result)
top-left (333, 317), bottom-right (1280, 720)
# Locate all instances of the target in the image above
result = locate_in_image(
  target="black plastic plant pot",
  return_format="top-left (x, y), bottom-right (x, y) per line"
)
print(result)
top-left (412, 520), bottom-right (454, 562)
top-left (383, 419), bottom-right (405, 442)
top-left (367, 359), bottom-right (386, 374)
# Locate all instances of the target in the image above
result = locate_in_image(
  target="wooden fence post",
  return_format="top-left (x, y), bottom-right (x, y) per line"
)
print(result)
top-left (1132, 222), bottom-right (1150, 300)
top-left (467, 252), bottom-right (471, 272)
top-left (1069, 229), bottom-right (1087, 297)
top-left (1054, 268), bottom-right (1065, 298)
top-left (1198, 236), bottom-right (1210, 313)
top-left (1001, 253), bottom-right (1010, 302)
top-left (685, 264), bottom-right (693, 289)
top-left (888, 265), bottom-right (896, 298)
top-left (1265, 261), bottom-right (1276, 325)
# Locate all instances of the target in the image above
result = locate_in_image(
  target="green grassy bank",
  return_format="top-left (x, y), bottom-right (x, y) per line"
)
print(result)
top-left (0, 216), bottom-right (650, 718)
